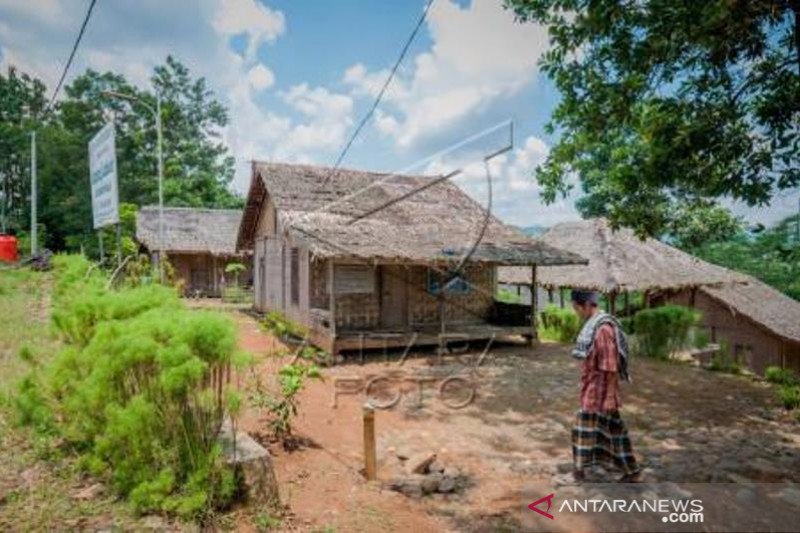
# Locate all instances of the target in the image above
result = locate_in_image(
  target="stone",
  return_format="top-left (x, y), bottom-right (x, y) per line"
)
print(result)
top-left (218, 420), bottom-right (279, 505)
top-left (438, 475), bottom-right (457, 493)
top-left (420, 473), bottom-right (443, 494)
top-left (399, 480), bottom-right (423, 498)
top-left (428, 460), bottom-right (446, 474)
top-left (409, 453), bottom-right (437, 475)
top-left (779, 487), bottom-right (800, 508)
top-left (72, 483), bottom-right (104, 500)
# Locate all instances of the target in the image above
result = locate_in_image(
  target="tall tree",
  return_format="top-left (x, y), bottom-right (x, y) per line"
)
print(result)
top-left (506, 0), bottom-right (800, 238)
top-left (0, 58), bottom-right (242, 252)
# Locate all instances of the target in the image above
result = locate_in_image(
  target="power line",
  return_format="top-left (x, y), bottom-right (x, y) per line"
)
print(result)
top-left (320, 0), bottom-right (435, 187)
top-left (44, 0), bottom-right (98, 115)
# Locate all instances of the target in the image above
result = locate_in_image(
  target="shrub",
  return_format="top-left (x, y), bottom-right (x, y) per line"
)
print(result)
top-left (16, 254), bottom-right (248, 519)
top-left (632, 305), bottom-right (700, 359)
top-left (262, 311), bottom-right (308, 340)
top-left (538, 305), bottom-right (582, 343)
top-left (764, 366), bottom-right (798, 386)
top-left (692, 329), bottom-right (710, 350)
top-left (707, 350), bottom-right (741, 374)
top-left (777, 385), bottom-right (800, 410)
top-left (496, 288), bottom-right (522, 304)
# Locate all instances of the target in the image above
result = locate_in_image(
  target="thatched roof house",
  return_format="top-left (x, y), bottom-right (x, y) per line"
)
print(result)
top-left (498, 218), bottom-right (744, 294)
top-left (667, 276), bottom-right (800, 375)
top-left (237, 161), bottom-right (586, 354)
top-left (238, 162), bottom-right (585, 266)
top-left (136, 206), bottom-right (250, 297)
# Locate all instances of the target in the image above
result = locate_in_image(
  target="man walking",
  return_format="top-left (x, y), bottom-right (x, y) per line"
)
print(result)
top-left (569, 290), bottom-right (641, 483)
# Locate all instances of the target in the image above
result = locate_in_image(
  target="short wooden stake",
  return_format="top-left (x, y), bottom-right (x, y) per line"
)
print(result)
top-left (363, 405), bottom-right (377, 481)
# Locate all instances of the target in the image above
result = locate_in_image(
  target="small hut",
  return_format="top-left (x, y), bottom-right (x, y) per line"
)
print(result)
top-left (498, 218), bottom-right (745, 312)
top-left (136, 206), bottom-right (251, 297)
top-left (236, 161), bottom-right (586, 354)
top-left (666, 276), bottom-right (800, 375)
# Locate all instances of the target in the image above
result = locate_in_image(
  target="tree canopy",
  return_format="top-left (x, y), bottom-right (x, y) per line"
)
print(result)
top-left (506, 0), bottom-right (800, 239)
top-left (0, 56), bottom-right (241, 253)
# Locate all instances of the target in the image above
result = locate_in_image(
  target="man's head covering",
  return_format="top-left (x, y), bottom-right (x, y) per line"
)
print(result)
top-left (571, 289), bottom-right (599, 306)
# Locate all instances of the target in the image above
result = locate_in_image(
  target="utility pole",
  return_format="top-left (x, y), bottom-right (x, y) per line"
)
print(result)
top-left (30, 131), bottom-right (37, 256)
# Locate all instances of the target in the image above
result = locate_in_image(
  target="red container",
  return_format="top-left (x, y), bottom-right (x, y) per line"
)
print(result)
top-left (0, 235), bottom-right (19, 262)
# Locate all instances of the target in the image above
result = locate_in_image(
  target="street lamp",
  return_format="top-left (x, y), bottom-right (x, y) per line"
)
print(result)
top-left (102, 90), bottom-right (164, 283)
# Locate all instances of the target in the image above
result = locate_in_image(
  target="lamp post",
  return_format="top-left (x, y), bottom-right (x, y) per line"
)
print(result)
top-left (102, 91), bottom-right (164, 283)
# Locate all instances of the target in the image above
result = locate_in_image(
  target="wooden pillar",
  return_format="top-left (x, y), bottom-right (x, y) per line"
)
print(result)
top-left (643, 290), bottom-right (651, 309)
top-left (328, 260), bottom-right (336, 337)
top-left (689, 287), bottom-right (697, 308)
top-left (609, 291), bottom-right (617, 315)
top-left (529, 265), bottom-right (538, 344)
top-left (548, 288), bottom-right (554, 304)
top-left (781, 340), bottom-right (787, 370)
top-left (363, 405), bottom-right (377, 481)
top-left (559, 288), bottom-right (565, 309)
top-left (624, 291), bottom-right (630, 316)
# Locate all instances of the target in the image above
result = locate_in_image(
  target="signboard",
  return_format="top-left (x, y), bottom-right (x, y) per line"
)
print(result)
top-left (88, 122), bottom-right (119, 229)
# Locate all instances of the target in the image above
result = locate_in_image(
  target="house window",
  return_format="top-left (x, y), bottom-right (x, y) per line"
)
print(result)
top-left (334, 264), bottom-right (374, 294)
top-left (290, 247), bottom-right (300, 305)
top-left (427, 268), bottom-right (470, 295)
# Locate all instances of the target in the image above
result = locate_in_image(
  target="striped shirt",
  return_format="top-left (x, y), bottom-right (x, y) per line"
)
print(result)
top-left (579, 323), bottom-right (621, 412)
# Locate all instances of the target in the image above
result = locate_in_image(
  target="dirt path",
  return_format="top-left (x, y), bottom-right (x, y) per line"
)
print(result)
top-left (233, 311), bottom-right (800, 532)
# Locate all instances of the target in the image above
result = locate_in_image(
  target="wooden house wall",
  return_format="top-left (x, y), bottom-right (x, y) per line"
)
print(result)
top-left (668, 289), bottom-right (798, 375)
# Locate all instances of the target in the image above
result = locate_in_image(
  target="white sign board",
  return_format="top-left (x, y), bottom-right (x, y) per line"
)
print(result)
top-left (88, 122), bottom-right (119, 229)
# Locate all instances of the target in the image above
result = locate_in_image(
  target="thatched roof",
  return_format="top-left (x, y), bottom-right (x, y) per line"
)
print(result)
top-left (498, 218), bottom-right (745, 292)
top-left (236, 161), bottom-right (587, 266)
top-left (701, 276), bottom-right (800, 343)
top-left (136, 206), bottom-right (244, 256)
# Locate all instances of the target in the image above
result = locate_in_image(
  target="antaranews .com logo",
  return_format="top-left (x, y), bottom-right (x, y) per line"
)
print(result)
top-left (521, 483), bottom-right (800, 533)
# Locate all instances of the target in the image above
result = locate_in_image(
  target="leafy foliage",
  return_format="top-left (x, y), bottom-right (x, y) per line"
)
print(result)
top-left (632, 305), bottom-right (700, 359)
top-left (261, 311), bottom-right (309, 340)
top-left (505, 0), bottom-right (800, 239)
top-left (538, 304), bottom-right (581, 342)
top-left (0, 59), bottom-right (242, 256)
top-left (765, 366), bottom-right (798, 386)
top-left (691, 214), bottom-right (800, 300)
top-left (15, 255), bottom-right (248, 518)
top-left (496, 288), bottom-right (522, 304)
top-left (777, 385), bottom-right (800, 410)
top-left (249, 345), bottom-right (323, 447)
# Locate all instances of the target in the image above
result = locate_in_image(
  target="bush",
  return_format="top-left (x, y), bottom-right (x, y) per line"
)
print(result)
top-left (777, 385), bottom-right (800, 410)
top-left (538, 305), bottom-right (581, 343)
top-left (496, 288), bottom-right (522, 304)
top-left (707, 349), bottom-right (741, 374)
top-left (16, 254), bottom-right (248, 518)
top-left (262, 311), bottom-right (308, 340)
top-left (764, 366), bottom-right (798, 386)
top-left (632, 305), bottom-right (700, 359)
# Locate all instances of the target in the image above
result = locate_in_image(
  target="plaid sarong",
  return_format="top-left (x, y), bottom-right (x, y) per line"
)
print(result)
top-left (572, 410), bottom-right (640, 475)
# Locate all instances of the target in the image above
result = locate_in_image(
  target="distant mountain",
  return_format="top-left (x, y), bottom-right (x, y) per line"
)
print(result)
top-left (513, 225), bottom-right (548, 237)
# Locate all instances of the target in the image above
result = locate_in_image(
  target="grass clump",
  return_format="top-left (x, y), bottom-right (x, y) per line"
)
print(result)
top-left (777, 385), bottom-right (800, 410)
top-left (15, 254), bottom-right (248, 519)
top-left (632, 305), bottom-right (700, 359)
top-left (764, 366), bottom-right (798, 386)
top-left (538, 305), bottom-right (581, 343)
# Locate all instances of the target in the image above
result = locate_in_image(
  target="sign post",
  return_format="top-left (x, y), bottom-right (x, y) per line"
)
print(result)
top-left (88, 122), bottom-right (120, 263)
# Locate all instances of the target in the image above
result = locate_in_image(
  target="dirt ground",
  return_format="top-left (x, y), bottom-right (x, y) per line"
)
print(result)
top-left (234, 311), bottom-right (800, 532)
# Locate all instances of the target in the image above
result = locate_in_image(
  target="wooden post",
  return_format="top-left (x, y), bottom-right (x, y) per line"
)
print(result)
top-left (624, 291), bottom-right (630, 316)
top-left (329, 260), bottom-right (336, 337)
top-left (559, 288), bottom-right (565, 309)
top-left (609, 291), bottom-right (617, 315)
top-left (529, 265), bottom-right (538, 344)
top-left (548, 288), bottom-right (554, 304)
top-left (781, 340), bottom-right (787, 370)
top-left (363, 405), bottom-right (377, 481)
top-left (689, 287), bottom-right (697, 308)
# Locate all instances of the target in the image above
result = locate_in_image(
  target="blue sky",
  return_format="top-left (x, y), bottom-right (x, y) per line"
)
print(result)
top-left (0, 0), bottom-right (796, 227)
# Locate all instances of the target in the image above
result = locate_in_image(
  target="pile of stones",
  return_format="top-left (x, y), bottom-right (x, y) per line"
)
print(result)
top-left (386, 453), bottom-right (466, 498)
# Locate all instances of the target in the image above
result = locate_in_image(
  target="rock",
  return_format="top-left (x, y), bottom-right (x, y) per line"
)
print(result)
top-left (399, 480), bottom-right (423, 498)
top-left (438, 475), bottom-right (457, 493)
top-left (727, 473), bottom-right (752, 484)
top-left (556, 462), bottom-right (574, 474)
top-left (421, 473), bottom-right (443, 494)
top-left (409, 453), bottom-right (437, 475)
top-left (779, 487), bottom-right (800, 508)
top-left (141, 515), bottom-right (167, 530)
top-left (218, 420), bottom-right (280, 505)
top-left (428, 460), bottom-right (446, 474)
top-left (72, 483), bottom-right (104, 501)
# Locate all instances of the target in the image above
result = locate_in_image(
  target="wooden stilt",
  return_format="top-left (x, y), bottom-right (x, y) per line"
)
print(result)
top-left (529, 265), bottom-right (538, 344)
top-left (363, 405), bottom-right (377, 481)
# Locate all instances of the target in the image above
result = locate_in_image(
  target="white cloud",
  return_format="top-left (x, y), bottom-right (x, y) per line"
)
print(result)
top-left (247, 63), bottom-right (274, 90)
top-left (212, 0), bottom-right (285, 60)
top-left (429, 135), bottom-right (580, 227)
top-left (343, 0), bottom-right (549, 149)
